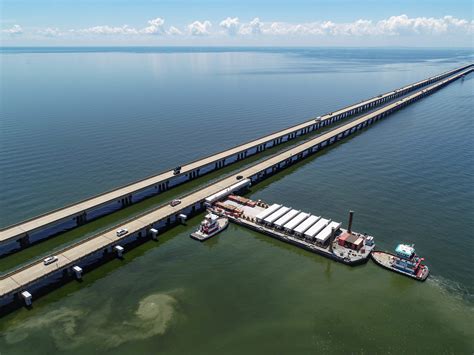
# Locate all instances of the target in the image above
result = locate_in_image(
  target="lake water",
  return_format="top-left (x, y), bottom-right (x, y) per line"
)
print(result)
top-left (0, 47), bottom-right (473, 353)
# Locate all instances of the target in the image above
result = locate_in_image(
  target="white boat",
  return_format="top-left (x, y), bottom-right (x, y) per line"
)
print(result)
top-left (190, 213), bottom-right (228, 241)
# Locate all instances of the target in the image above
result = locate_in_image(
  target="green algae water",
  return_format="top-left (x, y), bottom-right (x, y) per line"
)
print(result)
top-left (0, 48), bottom-right (473, 353)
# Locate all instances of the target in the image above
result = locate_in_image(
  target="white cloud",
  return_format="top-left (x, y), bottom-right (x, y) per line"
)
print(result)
top-left (375, 15), bottom-right (473, 36)
top-left (140, 17), bottom-right (165, 35)
top-left (72, 19), bottom-right (177, 37)
top-left (239, 17), bottom-right (263, 35)
top-left (73, 25), bottom-right (139, 35)
top-left (1, 24), bottom-right (23, 35)
top-left (166, 26), bottom-right (182, 36)
top-left (219, 17), bottom-right (240, 36)
top-left (259, 15), bottom-right (474, 37)
top-left (71, 18), bottom-right (166, 36)
top-left (7, 15), bottom-right (474, 43)
top-left (187, 20), bottom-right (212, 36)
top-left (38, 27), bottom-right (62, 37)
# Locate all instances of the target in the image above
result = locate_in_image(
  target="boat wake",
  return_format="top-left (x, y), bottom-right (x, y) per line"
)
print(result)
top-left (427, 275), bottom-right (474, 305)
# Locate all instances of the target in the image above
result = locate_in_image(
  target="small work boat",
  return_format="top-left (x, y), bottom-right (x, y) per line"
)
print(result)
top-left (371, 244), bottom-right (429, 281)
top-left (190, 213), bottom-right (228, 241)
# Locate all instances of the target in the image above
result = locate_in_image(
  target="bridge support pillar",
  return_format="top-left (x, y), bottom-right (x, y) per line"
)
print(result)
top-left (72, 266), bottom-right (83, 280)
top-left (76, 212), bottom-right (87, 225)
top-left (21, 291), bottom-right (32, 307)
top-left (120, 196), bottom-right (133, 207)
top-left (114, 245), bottom-right (124, 258)
top-left (18, 234), bottom-right (30, 248)
top-left (149, 228), bottom-right (159, 241)
top-left (179, 214), bottom-right (187, 224)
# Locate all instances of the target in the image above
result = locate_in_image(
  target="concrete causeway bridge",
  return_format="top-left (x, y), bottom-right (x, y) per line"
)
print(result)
top-left (0, 63), bottom-right (471, 257)
top-left (0, 64), bottom-right (472, 313)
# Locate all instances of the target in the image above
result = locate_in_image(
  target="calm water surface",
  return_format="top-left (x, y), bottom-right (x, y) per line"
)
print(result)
top-left (0, 47), bottom-right (473, 353)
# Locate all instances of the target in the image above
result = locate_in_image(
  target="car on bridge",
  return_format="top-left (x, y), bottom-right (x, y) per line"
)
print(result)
top-left (116, 228), bottom-right (128, 237)
top-left (43, 256), bottom-right (58, 265)
top-left (170, 199), bottom-right (181, 207)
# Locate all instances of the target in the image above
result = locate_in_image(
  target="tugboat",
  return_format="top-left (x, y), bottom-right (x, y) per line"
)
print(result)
top-left (190, 213), bottom-right (228, 241)
top-left (371, 244), bottom-right (430, 281)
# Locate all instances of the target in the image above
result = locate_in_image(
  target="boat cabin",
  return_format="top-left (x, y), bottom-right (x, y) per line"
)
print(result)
top-left (395, 244), bottom-right (415, 260)
top-left (337, 232), bottom-right (364, 250)
top-left (200, 213), bottom-right (220, 234)
top-left (203, 213), bottom-right (218, 225)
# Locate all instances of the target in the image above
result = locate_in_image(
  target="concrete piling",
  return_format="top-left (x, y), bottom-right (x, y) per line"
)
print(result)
top-left (72, 266), bottom-right (83, 280)
top-left (149, 228), bottom-right (159, 240)
top-left (114, 245), bottom-right (124, 258)
top-left (21, 291), bottom-right (32, 307)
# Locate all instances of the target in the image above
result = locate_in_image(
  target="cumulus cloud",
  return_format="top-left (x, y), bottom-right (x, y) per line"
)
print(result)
top-left (8, 15), bottom-right (474, 41)
top-left (239, 17), bottom-right (263, 35)
top-left (73, 25), bottom-right (139, 35)
top-left (219, 17), bottom-right (240, 35)
top-left (140, 17), bottom-right (165, 35)
top-left (375, 15), bottom-right (473, 36)
top-left (187, 20), bottom-right (212, 36)
top-left (258, 15), bottom-right (474, 37)
top-left (72, 19), bottom-right (181, 37)
top-left (1, 24), bottom-right (23, 35)
top-left (167, 26), bottom-right (182, 36)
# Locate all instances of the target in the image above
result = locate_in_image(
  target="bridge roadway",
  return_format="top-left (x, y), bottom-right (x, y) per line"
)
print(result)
top-left (0, 65), bottom-right (471, 300)
top-left (1, 64), bottom-right (472, 253)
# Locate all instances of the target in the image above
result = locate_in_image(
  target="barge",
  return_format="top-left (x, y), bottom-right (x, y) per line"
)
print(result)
top-left (209, 196), bottom-right (376, 265)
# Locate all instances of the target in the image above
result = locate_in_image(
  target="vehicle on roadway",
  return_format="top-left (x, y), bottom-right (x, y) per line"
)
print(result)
top-left (170, 199), bottom-right (181, 207)
top-left (43, 256), bottom-right (58, 265)
top-left (236, 175), bottom-right (244, 180)
top-left (173, 166), bottom-right (181, 175)
top-left (116, 228), bottom-right (128, 237)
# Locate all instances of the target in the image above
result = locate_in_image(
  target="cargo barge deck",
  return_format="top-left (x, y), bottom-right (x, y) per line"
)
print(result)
top-left (208, 196), bottom-right (375, 266)
top-left (229, 216), bottom-right (372, 265)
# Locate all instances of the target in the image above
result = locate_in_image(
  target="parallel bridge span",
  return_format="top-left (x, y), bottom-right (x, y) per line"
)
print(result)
top-left (0, 65), bottom-right (471, 311)
top-left (0, 63), bottom-right (472, 255)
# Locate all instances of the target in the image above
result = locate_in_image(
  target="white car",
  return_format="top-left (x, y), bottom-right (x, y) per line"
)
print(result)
top-left (43, 256), bottom-right (58, 265)
top-left (116, 228), bottom-right (128, 237)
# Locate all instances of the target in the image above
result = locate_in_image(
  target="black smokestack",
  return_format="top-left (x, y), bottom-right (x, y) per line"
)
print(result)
top-left (348, 210), bottom-right (354, 233)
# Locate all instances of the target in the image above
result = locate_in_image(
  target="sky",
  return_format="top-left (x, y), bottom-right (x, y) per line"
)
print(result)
top-left (1, 0), bottom-right (473, 47)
